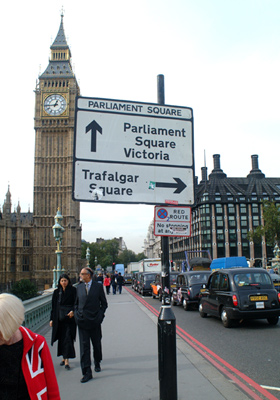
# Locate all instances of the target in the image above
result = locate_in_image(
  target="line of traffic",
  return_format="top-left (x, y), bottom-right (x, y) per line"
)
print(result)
top-left (126, 287), bottom-right (279, 400)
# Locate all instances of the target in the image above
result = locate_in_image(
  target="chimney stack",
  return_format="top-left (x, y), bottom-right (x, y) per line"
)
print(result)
top-left (247, 154), bottom-right (265, 178)
top-left (201, 166), bottom-right (208, 183)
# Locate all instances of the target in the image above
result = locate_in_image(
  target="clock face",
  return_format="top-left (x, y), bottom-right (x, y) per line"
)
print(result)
top-left (44, 94), bottom-right (67, 116)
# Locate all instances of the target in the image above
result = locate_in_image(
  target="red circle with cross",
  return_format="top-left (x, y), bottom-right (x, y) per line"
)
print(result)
top-left (157, 208), bottom-right (168, 219)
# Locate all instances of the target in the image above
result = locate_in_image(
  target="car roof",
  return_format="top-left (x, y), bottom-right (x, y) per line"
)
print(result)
top-left (142, 271), bottom-right (158, 275)
top-left (270, 273), bottom-right (280, 280)
top-left (213, 267), bottom-right (269, 275)
top-left (179, 270), bottom-right (211, 276)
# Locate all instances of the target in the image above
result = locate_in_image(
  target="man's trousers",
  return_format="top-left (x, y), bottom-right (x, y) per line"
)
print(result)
top-left (78, 325), bottom-right (102, 375)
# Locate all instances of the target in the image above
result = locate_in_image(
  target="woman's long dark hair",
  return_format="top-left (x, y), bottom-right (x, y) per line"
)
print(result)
top-left (57, 273), bottom-right (72, 288)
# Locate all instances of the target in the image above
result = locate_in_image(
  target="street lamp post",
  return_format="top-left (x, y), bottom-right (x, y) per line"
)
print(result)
top-left (86, 247), bottom-right (90, 268)
top-left (52, 208), bottom-right (65, 288)
top-left (272, 243), bottom-right (280, 273)
top-left (273, 243), bottom-right (280, 259)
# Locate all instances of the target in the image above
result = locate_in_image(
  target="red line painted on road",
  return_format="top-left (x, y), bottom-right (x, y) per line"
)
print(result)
top-left (125, 287), bottom-right (278, 400)
top-left (127, 287), bottom-right (159, 317)
top-left (177, 330), bottom-right (263, 400)
top-left (176, 325), bottom-right (278, 400)
top-left (176, 328), bottom-right (263, 400)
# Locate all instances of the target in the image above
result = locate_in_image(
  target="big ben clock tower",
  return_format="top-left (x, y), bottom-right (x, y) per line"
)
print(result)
top-left (33, 14), bottom-right (81, 288)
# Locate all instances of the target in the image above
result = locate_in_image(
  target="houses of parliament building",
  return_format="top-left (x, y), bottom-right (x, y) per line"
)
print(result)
top-left (0, 15), bottom-right (82, 291)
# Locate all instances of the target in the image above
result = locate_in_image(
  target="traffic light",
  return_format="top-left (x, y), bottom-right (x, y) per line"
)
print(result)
top-left (112, 262), bottom-right (115, 271)
top-left (170, 260), bottom-right (174, 269)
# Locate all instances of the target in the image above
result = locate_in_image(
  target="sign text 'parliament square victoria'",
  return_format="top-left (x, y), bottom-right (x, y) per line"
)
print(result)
top-left (73, 97), bottom-right (194, 205)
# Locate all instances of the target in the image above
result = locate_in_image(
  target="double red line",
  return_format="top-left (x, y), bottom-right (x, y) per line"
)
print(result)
top-left (126, 287), bottom-right (278, 400)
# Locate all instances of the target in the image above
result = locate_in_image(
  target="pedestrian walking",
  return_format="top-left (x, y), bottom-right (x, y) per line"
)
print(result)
top-left (97, 272), bottom-right (104, 284)
top-left (0, 293), bottom-right (60, 400)
top-left (111, 271), bottom-right (117, 295)
top-left (75, 267), bottom-right (108, 383)
top-left (103, 273), bottom-right (111, 295)
top-left (50, 273), bottom-right (76, 370)
top-left (117, 272), bottom-right (124, 294)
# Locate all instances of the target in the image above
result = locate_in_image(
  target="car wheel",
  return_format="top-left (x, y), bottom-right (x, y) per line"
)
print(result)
top-left (267, 316), bottom-right (279, 325)
top-left (221, 307), bottom-right (232, 328)
top-left (171, 296), bottom-right (177, 306)
top-left (199, 303), bottom-right (207, 318)
top-left (183, 298), bottom-right (190, 311)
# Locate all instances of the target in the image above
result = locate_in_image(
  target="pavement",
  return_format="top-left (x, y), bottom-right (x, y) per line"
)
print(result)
top-left (39, 286), bottom-right (251, 400)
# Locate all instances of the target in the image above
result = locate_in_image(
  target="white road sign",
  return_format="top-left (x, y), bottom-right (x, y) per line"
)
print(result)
top-left (73, 97), bottom-right (194, 205)
top-left (154, 206), bottom-right (191, 237)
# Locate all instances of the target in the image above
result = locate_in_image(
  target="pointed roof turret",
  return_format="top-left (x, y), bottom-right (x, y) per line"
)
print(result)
top-left (40, 13), bottom-right (74, 79)
top-left (51, 13), bottom-right (71, 56)
top-left (5, 185), bottom-right (11, 203)
top-left (3, 185), bottom-right (12, 215)
top-left (17, 201), bottom-right (21, 214)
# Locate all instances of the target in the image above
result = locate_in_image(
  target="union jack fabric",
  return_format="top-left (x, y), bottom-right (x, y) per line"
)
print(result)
top-left (19, 326), bottom-right (60, 400)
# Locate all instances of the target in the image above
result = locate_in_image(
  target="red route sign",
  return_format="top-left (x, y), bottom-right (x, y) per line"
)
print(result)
top-left (154, 206), bottom-right (191, 237)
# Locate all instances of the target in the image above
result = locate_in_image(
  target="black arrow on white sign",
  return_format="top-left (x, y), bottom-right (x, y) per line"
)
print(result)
top-left (85, 120), bottom-right (102, 152)
top-left (155, 178), bottom-right (187, 194)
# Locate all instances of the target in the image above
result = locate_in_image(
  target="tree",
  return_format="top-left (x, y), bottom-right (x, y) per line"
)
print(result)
top-left (81, 240), bottom-right (146, 270)
top-left (81, 239), bottom-right (121, 270)
top-left (136, 252), bottom-right (146, 261)
top-left (11, 279), bottom-right (38, 301)
top-left (118, 249), bottom-right (137, 267)
top-left (248, 201), bottom-right (280, 247)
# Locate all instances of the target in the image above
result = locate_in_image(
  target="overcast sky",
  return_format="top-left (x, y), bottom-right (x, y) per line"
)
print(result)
top-left (1, 0), bottom-right (279, 253)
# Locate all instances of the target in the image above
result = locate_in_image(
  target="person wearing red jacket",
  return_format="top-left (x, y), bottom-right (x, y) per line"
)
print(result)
top-left (0, 293), bottom-right (60, 400)
top-left (103, 274), bottom-right (111, 295)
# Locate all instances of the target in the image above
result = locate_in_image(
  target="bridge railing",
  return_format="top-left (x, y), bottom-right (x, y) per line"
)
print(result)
top-left (23, 291), bottom-right (53, 332)
top-left (23, 284), bottom-right (78, 332)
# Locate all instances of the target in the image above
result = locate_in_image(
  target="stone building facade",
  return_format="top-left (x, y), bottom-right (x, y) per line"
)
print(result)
top-left (143, 221), bottom-right (161, 259)
top-left (0, 15), bottom-right (82, 291)
top-left (144, 154), bottom-right (280, 269)
top-left (0, 187), bottom-right (33, 291)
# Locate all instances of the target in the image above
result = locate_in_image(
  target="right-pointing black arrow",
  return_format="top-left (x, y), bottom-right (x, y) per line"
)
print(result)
top-left (155, 178), bottom-right (187, 194)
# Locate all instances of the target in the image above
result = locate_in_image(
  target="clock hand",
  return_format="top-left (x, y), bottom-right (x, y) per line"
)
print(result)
top-left (49, 100), bottom-right (59, 108)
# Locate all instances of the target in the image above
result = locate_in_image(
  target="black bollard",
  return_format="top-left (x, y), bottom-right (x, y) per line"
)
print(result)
top-left (158, 305), bottom-right (177, 400)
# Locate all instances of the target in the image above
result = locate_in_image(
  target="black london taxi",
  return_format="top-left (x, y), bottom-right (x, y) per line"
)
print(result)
top-left (132, 272), bottom-right (143, 292)
top-left (270, 273), bottom-right (280, 292)
top-left (171, 271), bottom-right (211, 310)
top-left (138, 272), bottom-right (158, 296)
top-left (199, 268), bottom-right (280, 328)
top-left (151, 272), bottom-right (179, 301)
top-left (124, 274), bottom-right (132, 285)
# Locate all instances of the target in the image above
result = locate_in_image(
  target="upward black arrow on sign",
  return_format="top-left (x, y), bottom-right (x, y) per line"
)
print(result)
top-left (85, 120), bottom-right (102, 152)
top-left (155, 178), bottom-right (187, 194)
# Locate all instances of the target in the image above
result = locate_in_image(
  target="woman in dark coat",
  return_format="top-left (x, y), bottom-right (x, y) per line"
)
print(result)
top-left (50, 274), bottom-right (76, 370)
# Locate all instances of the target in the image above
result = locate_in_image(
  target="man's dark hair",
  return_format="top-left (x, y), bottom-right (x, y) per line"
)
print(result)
top-left (85, 267), bottom-right (94, 277)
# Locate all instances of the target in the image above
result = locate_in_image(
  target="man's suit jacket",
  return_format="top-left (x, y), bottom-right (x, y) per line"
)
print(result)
top-left (75, 280), bottom-right (108, 330)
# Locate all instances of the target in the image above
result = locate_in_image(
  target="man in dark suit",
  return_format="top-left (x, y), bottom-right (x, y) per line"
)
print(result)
top-left (74, 267), bottom-right (108, 383)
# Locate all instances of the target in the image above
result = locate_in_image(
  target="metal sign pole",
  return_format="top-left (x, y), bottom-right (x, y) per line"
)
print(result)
top-left (157, 74), bottom-right (178, 400)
